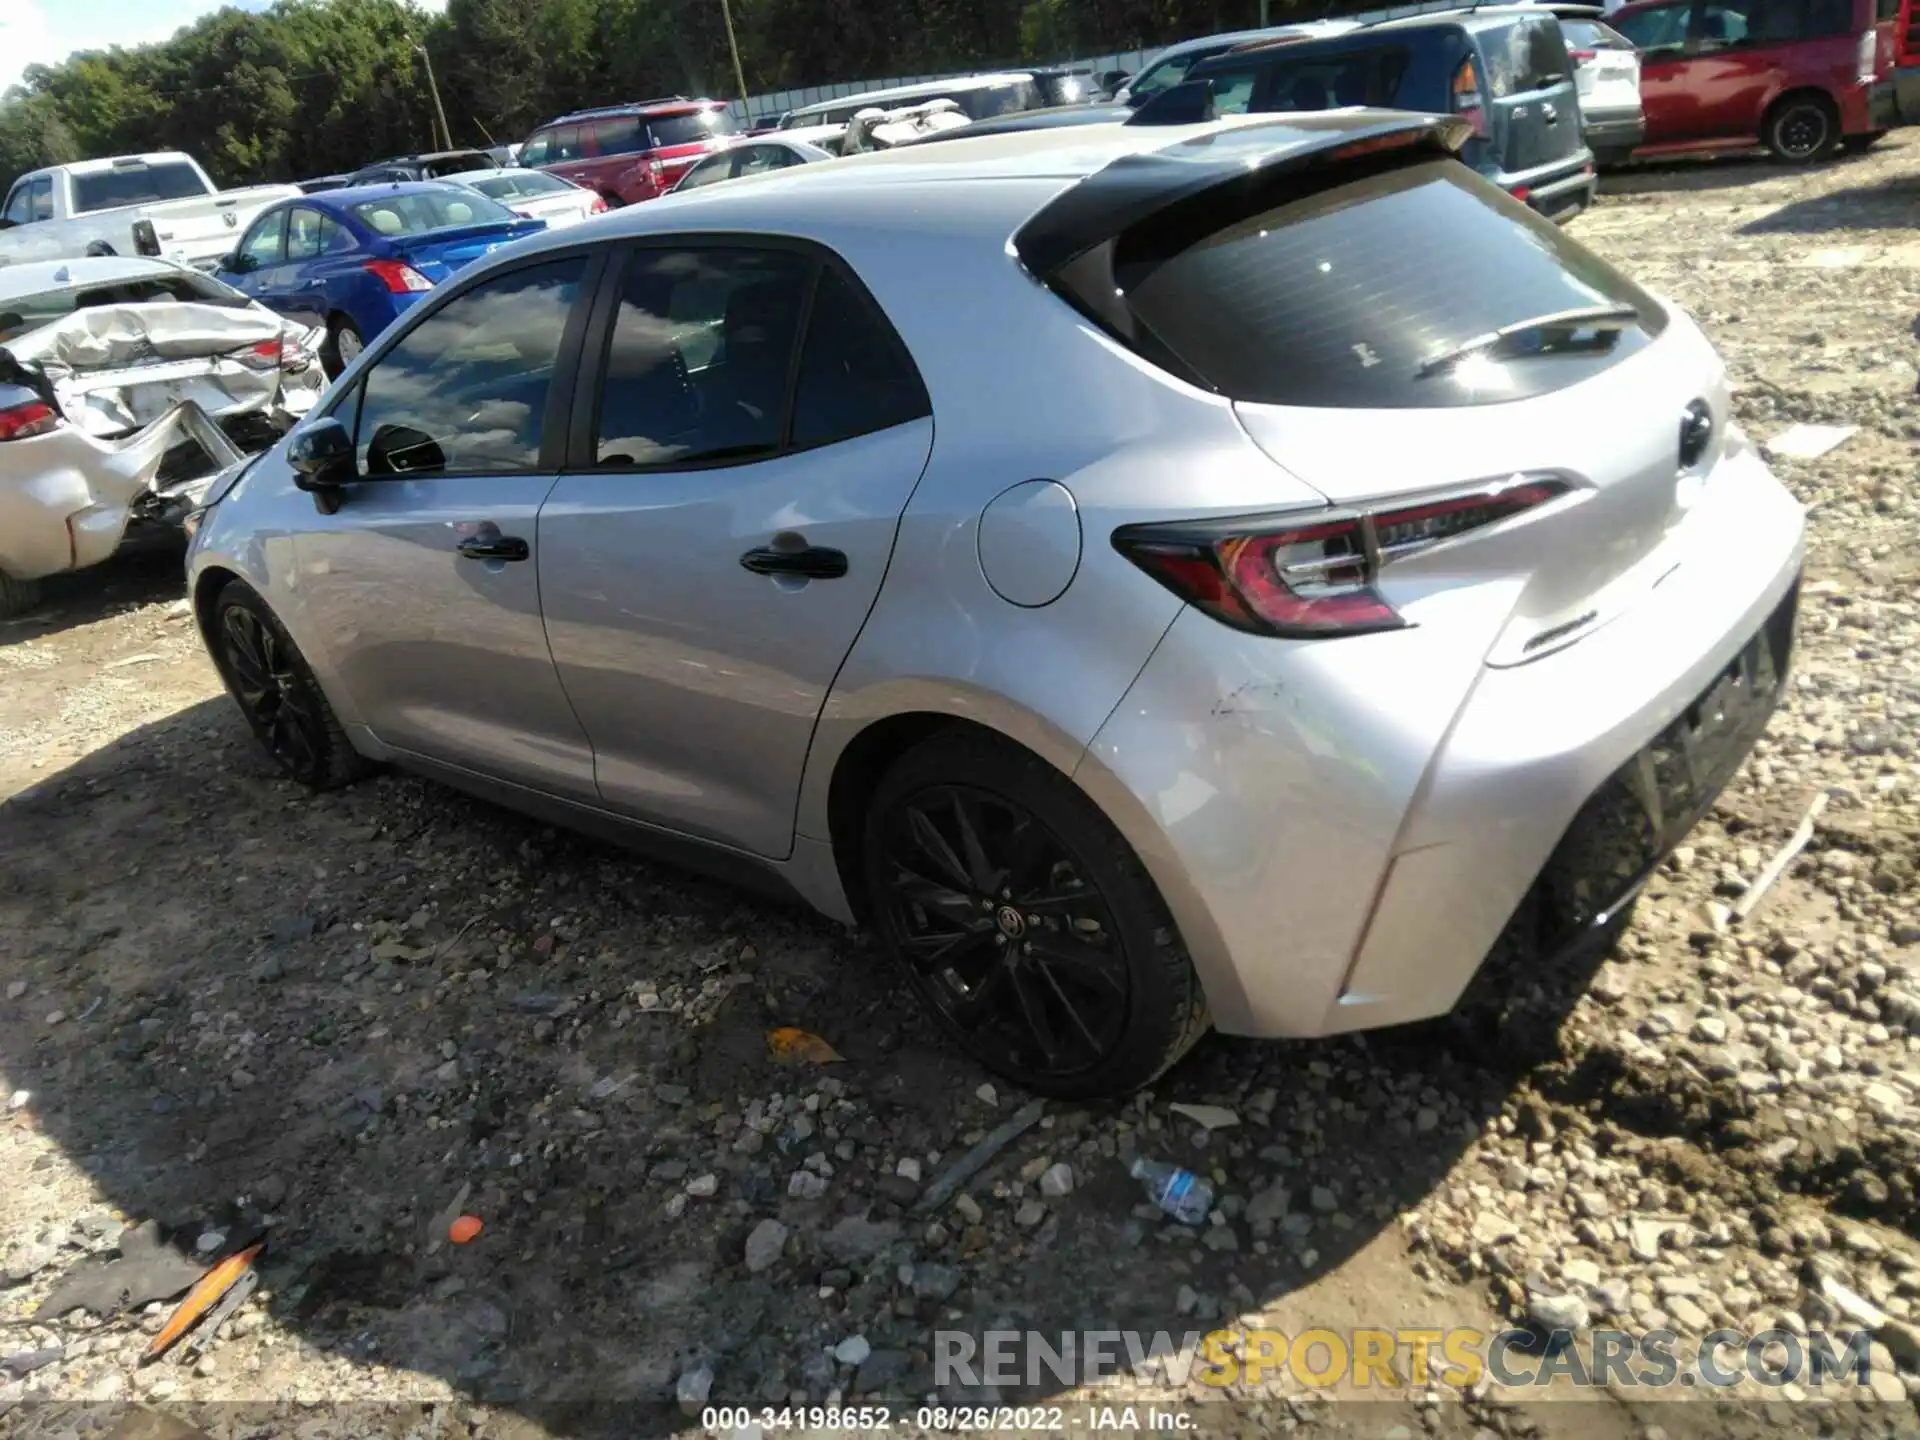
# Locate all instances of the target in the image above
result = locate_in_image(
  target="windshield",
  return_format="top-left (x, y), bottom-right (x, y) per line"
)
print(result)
top-left (471, 172), bottom-right (571, 200)
top-left (0, 269), bottom-right (249, 344)
top-left (349, 190), bottom-right (519, 235)
top-left (648, 110), bottom-right (738, 147)
top-left (1129, 46), bottom-right (1226, 99)
top-left (71, 162), bottom-right (209, 214)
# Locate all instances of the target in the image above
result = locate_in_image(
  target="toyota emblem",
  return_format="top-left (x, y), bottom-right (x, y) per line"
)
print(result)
top-left (1678, 399), bottom-right (1714, 469)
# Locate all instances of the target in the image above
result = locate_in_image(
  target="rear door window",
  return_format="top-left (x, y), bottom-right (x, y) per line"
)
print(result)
top-left (1614, 3), bottom-right (1694, 54)
top-left (591, 116), bottom-right (646, 155)
top-left (1699, 0), bottom-right (1853, 43)
top-left (354, 255), bottom-right (587, 475)
top-left (1086, 159), bottom-right (1665, 410)
top-left (647, 111), bottom-right (737, 147)
top-left (789, 266), bottom-right (931, 449)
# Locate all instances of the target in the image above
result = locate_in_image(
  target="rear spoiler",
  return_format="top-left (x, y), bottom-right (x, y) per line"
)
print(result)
top-left (1013, 112), bottom-right (1473, 280)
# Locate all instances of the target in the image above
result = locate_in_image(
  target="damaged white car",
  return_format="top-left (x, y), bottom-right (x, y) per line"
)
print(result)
top-left (0, 256), bottom-right (324, 616)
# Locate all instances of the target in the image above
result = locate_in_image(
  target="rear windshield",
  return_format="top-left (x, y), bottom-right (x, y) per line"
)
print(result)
top-left (1088, 159), bottom-right (1665, 410)
top-left (421, 153), bottom-right (496, 178)
top-left (72, 162), bottom-right (208, 214)
top-left (1559, 19), bottom-right (1633, 48)
top-left (0, 269), bottom-right (247, 344)
top-left (1480, 16), bottom-right (1575, 95)
top-left (648, 110), bottom-right (738, 147)
top-left (349, 190), bottom-right (517, 236)
top-left (470, 171), bottom-right (571, 200)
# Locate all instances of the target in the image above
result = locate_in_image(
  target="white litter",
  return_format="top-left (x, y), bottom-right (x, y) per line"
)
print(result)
top-left (1169, 1102), bottom-right (1240, 1131)
top-left (1765, 423), bottom-right (1857, 461)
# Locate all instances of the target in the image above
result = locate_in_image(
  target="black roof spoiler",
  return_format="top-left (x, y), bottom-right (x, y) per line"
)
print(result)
top-left (1013, 113), bottom-right (1472, 279)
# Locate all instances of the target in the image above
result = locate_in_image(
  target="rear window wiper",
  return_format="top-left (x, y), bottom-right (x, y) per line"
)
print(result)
top-left (1416, 303), bottom-right (1642, 379)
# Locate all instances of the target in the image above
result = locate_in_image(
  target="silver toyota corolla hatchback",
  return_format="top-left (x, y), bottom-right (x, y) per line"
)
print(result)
top-left (186, 112), bottom-right (1804, 1099)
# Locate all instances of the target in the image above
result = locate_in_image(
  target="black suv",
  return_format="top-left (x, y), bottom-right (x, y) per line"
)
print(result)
top-left (1165, 8), bottom-right (1598, 222)
top-left (346, 150), bottom-right (501, 185)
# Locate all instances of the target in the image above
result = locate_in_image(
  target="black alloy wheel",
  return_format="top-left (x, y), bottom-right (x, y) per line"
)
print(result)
top-left (210, 582), bottom-right (369, 790)
top-left (879, 784), bottom-right (1130, 1083)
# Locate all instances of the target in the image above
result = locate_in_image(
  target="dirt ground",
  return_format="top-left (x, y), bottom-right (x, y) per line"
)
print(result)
top-left (0, 136), bottom-right (1917, 1440)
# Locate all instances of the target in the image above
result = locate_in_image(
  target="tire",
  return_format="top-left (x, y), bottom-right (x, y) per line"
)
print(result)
top-left (861, 730), bottom-right (1210, 1099)
top-left (0, 571), bottom-right (41, 620)
top-left (1764, 93), bottom-right (1840, 163)
top-left (207, 579), bottom-right (371, 790)
top-left (322, 315), bottom-right (365, 378)
top-left (1843, 130), bottom-right (1887, 154)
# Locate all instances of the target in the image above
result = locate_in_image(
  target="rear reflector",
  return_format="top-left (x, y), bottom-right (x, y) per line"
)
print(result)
top-left (0, 400), bottom-right (59, 441)
top-left (364, 258), bottom-right (433, 293)
top-left (1113, 476), bottom-right (1571, 638)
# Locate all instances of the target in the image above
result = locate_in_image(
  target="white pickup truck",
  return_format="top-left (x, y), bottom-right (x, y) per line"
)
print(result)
top-left (0, 153), bottom-right (299, 272)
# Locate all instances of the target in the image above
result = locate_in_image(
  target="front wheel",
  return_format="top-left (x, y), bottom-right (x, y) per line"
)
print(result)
top-left (862, 731), bottom-right (1210, 1099)
top-left (322, 315), bottom-right (364, 378)
top-left (1765, 95), bottom-right (1839, 163)
top-left (208, 580), bottom-right (371, 790)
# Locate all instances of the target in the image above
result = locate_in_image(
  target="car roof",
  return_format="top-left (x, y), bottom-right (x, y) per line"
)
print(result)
top-left (297, 180), bottom-right (474, 209)
top-left (787, 72), bottom-right (1039, 117)
top-left (1360, 6), bottom-right (1552, 31)
top-left (544, 97), bottom-right (725, 125)
top-left (1144, 21), bottom-right (1357, 63)
top-left (0, 255), bottom-right (187, 301)
top-left (438, 167), bottom-right (563, 185)
top-left (490, 111), bottom-right (1450, 261)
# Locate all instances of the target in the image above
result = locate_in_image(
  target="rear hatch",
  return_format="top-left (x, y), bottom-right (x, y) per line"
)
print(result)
top-left (389, 219), bottom-right (547, 283)
top-left (646, 108), bottom-right (739, 186)
top-left (1561, 16), bottom-right (1643, 114)
top-left (1024, 126), bottom-right (1715, 660)
top-left (1474, 14), bottom-right (1589, 172)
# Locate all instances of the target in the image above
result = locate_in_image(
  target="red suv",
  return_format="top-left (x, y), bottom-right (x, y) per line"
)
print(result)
top-left (1611, 0), bottom-right (1905, 160)
top-left (521, 98), bottom-right (738, 206)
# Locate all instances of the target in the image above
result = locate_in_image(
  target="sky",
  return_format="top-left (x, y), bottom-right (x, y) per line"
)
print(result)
top-left (0, 0), bottom-right (446, 94)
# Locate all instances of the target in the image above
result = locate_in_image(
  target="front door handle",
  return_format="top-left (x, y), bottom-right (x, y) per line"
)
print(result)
top-left (740, 544), bottom-right (848, 580)
top-left (457, 532), bottom-right (530, 562)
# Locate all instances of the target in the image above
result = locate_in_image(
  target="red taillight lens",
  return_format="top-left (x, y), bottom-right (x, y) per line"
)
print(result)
top-left (0, 400), bottom-right (59, 441)
top-left (1510, 184), bottom-right (1533, 203)
top-left (364, 258), bottom-right (433, 294)
top-left (1113, 478), bottom-right (1571, 639)
top-left (1569, 48), bottom-right (1597, 62)
top-left (236, 337), bottom-right (283, 371)
top-left (1450, 56), bottom-right (1489, 137)
top-left (589, 195), bottom-right (608, 214)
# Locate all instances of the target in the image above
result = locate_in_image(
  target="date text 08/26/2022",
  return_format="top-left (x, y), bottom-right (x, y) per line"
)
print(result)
top-left (700, 1406), bottom-right (1195, 1432)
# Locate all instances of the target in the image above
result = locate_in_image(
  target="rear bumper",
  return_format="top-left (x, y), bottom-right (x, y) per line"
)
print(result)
top-left (1582, 110), bottom-right (1646, 152)
top-left (1513, 160), bottom-right (1598, 221)
top-left (1079, 445), bottom-right (1806, 1039)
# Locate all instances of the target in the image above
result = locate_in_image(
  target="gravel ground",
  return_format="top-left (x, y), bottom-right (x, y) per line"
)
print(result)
top-left (0, 138), bottom-right (1916, 1440)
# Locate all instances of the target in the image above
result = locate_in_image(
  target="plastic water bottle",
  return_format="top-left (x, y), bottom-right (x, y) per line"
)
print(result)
top-left (1130, 1156), bottom-right (1213, 1225)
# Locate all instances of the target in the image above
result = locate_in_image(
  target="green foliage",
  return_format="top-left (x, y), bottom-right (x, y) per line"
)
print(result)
top-left (0, 0), bottom-right (1284, 194)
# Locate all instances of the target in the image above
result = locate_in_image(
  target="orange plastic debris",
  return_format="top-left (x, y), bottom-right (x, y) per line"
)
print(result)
top-left (144, 1242), bottom-right (263, 1361)
top-left (448, 1215), bottom-right (484, 1245)
top-left (766, 1027), bottom-right (844, 1065)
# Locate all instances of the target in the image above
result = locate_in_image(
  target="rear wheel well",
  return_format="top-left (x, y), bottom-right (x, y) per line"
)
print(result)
top-left (192, 565), bottom-right (239, 650)
top-left (827, 713), bottom-right (1056, 924)
top-left (1761, 88), bottom-right (1840, 158)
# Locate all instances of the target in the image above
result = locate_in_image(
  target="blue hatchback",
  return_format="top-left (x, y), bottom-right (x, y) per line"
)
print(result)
top-left (216, 182), bottom-right (547, 375)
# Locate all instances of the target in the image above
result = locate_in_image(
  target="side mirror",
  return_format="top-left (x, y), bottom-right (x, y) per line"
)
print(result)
top-left (287, 417), bottom-right (356, 513)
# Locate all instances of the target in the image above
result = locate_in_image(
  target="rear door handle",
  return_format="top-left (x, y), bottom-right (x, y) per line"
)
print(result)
top-left (740, 545), bottom-right (848, 580)
top-left (457, 533), bottom-right (530, 562)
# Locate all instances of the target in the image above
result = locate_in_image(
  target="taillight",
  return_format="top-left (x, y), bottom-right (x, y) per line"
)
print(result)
top-left (1450, 56), bottom-right (1489, 138)
top-left (1112, 477), bottom-right (1571, 639)
top-left (589, 195), bottom-right (609, 214)
top-left (1569, 48), bottom-right (1597, 62)
top-left (646, 159), bottom-right (665, 190)
top-left (1856, 28), bottom-right (1879, 81)
top-left (1510, 184), bottom-right (1533, 203)
top-left (236, 338), bottom-right (283, 371)
top-left (0, 400), bottom-right (59, 441)
top-left (364, 258), bottom-right (433, 294)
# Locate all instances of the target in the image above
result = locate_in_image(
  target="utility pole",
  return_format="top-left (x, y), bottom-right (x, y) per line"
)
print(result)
top-left (718, 0), bottom-right (751, 116)
top-left (416, 44), bottom-right (452, 151)
top-left (1259, 0), bottom-right (1271, 23)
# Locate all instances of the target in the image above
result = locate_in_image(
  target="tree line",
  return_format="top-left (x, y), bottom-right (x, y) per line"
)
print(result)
top-left (0, 0), bottom-right (1288, 192)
